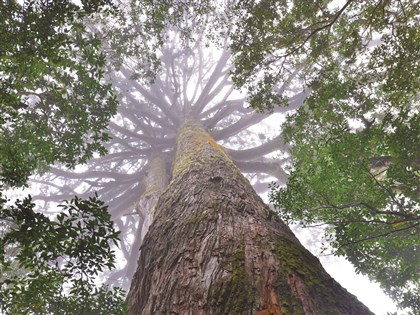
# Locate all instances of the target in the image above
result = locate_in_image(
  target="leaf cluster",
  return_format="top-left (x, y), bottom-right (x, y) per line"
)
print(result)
top-left (228, 0), bottom-right (419, 112)
top-left (0, 192), bottom-right (126, 315)
top-left (0, 0), bottom-right (118, 187)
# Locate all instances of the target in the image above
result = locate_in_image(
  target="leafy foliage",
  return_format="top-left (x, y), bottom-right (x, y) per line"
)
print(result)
top-left (0, 0), bottom-right (118, 187)
top-left (0, 192), bottom-right (126, 315)
top-left (227, 0), bottom-right (419, 112)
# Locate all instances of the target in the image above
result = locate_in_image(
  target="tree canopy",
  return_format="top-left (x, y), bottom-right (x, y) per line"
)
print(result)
top-left (0, 0), bottom-right (118, 187)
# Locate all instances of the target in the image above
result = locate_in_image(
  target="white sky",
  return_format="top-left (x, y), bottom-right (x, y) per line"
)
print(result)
top-left (322, 256), bottom-right (398, 314)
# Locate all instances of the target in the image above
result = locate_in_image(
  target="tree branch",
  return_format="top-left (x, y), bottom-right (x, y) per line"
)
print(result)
top-left (280, 0), bottom-right (354, 59)
top-left (226, 135), bottom-right (289, 161)
top-left (336, 222), bottom-right (420, 251)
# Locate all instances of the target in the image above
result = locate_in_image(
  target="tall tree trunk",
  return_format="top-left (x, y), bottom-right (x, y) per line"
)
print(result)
top-left (127, 120), bottom-right (373, 315)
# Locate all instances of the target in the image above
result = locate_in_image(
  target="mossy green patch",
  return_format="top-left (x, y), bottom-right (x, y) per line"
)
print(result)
top-left (187, 212), bottom-right (208, 224)
top-left (208, 246), bottom-right (257, 314)
top-left (172, 120), bottom-right (241, 178)
top-left (271, 236), bottom-right (343, 313)
top-left (273, 237), bottom-right (324, 286)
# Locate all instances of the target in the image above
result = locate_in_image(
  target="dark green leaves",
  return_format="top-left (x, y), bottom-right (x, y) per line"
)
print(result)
top-left (0, 0), bottom-right (118, 187)
top-left (227, 0), bottom-right (420, 113)
top-left (0, 192), bottom-right (126, 315)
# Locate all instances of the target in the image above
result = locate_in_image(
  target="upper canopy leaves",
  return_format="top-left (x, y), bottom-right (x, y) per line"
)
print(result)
top-left (0, 0), bottom-right (118, 187)
top-left (0, 2), bottom-right (125, 314)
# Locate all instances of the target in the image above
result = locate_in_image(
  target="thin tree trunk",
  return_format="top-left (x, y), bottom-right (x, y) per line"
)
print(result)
top-left (127, 120), bottom-right (373, 314)
top-left (125, 155), bottom-right (169, 284)
top-left (137, 155), bottom-right (170, 242)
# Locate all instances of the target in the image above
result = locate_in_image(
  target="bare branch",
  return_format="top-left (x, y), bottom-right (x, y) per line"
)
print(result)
top-left (226, 135), bottom-right (289, 161)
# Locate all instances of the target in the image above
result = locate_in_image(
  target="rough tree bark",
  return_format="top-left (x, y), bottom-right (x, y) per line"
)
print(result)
top-left (127, 120), bottom-right (373, 315)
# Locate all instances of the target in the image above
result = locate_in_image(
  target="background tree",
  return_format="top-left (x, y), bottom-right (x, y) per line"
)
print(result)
top-left (33, 28), bottom-right (297, 290)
